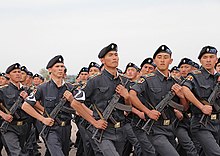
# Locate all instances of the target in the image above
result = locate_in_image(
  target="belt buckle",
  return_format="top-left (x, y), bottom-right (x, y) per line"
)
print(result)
top-left (114, 122), bottom-right (121, 128)
top-left (61, 121), bottom-right (66, 126)
top-left (188, 113), bottom-right (192, 118)
top-left (17, 121), bottom-right (23, 126)
top-left (211, 114), bottom-right (217, 120)
top-left (163, 120), bottom-right (170, 126)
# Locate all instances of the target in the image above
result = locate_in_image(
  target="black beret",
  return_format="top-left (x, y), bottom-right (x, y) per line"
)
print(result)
top-left (46, 55), bottom-right (64, 69)
top-left (191, 61), bottom-right (200, 69)
top-left (6, 63), bottom-right (21, 74)
top-left (39, 75), bottom-right (44, 81)
top-left (198, 46), bottom-right (218, 59)
top-left (140, 58), bottom-right (156, 69)
top-left (153, 45), bottom-right (172, 59)
top-left (178, 58), bottom-right (193, 68)
top-left (33, 73), bottom-right (40, 78)
top-left (88, 62), bottom-right (100, 71)
top-left (98, 43), bottom-right (118, 58)
top-left (79, 67), bottom-right (88, 74)
top-left (124, 62), bottom-right (140, 73)
top-left (27, 71), bottom-right (33, 77)
top-left (20, 66), bottom-right (29, 74)
top-left (0, 73), bottom-right (9, 80)
top-left (170, 66), bottom-right (180, 72)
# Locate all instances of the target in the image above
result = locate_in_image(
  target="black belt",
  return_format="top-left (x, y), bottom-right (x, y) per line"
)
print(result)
top-left (10, 120), bottom-right (27, 126)
top-left (54, 120), bottom-right (71, 127)
top-left (193, 113), bottom-right (219, 120)
top-left (108, 120), bottom-right (126, 128)
top-left (155, 119), bottom-right (174, 126)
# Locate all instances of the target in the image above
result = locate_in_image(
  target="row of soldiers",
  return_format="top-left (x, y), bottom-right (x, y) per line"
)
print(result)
top-left (0, 43), bottom-right (219, 156)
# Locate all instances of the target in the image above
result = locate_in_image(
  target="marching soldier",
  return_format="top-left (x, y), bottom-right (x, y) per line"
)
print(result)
top-left (122, 62), bottom-right (142, 156)
top-left (21, 55), bottom-right (107, 156)
top-left (72, 43), bottom-right (132, 156)
top-left (126, 62), bottom-right (156, 156)
top-left (130, 45), bottom-right (188, 156)
top-left (182, 46), bottom-right (220, 156)
top-left (0, 63), bottom-right (33, 156)
top-left (175, 58), bottom-right (199, 156)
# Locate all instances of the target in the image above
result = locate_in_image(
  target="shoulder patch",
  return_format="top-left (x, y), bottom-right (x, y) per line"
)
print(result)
top-left (192, 70), bottom-right (202, 75)
top-left (186, 75), bottom-right (194, 81)
top-left (138, 77), bottom-right (145, 83)
top-left (145, 73), bottom-right (155, 78)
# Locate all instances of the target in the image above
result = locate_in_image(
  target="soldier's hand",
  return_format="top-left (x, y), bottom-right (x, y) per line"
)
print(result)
top-left (116, 84), bottom-right (129, 100)
top-left (42, 117), bottom-right (55, 126)
top-left (174, 109), bottom-right (183, 121)
top-left (63, 90), bottom-right (74, 103)
top-left (2, 113), bottom-right (13, 122)
top-left (20, 91), bottom-right (28, 99)
top-left (201, 105), bottom-right (212, 115)
top-left (137, 112), bottom-right (146, 120)
top-left (171, 84), bottom-right (184, 99)
top-left (147, 110), bottom-right (161, 121)
top-left (93, 119), bottom-right (108, 130)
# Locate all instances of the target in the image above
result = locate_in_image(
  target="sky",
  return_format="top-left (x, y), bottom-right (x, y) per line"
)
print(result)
top-left (0, 0), bottom-right (220, 75)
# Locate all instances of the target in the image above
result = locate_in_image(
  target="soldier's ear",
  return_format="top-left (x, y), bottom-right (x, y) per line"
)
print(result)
top-left (169, 58), bottom-right (173, 65)
top-left (100, 58), bottom-right (105, 64)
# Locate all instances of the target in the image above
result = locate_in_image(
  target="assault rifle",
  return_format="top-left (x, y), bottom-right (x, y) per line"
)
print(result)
top-left (0, 96), bottom-right (24, 133)
top-left (199, 82), bottom-right (220, 126)
top-left (141, 79), bottom-right (186, 134)
top-left (39, 84), bottom-right (77, 139)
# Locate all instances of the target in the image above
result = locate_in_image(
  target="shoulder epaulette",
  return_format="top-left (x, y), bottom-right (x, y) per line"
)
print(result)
top-left (0, 84), bottom-right (8, 89)
top-left (145, 73), bottom-right (155, 78)
top-left (192, 70), bottom-right (202, 75)
top-left (88, 72), bottom-right (101, 80)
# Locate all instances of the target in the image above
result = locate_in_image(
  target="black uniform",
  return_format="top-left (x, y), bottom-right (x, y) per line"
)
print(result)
top-left (132, 69), bottom-right (180, 156)
top-left (183, 67), bottom-right (220, 156)
top-left (26, 80), bottom-right (75, 156)
top-left (83, 69), bottom-right (130, 156)
top-left (0, 83), bottom-right (32, 156)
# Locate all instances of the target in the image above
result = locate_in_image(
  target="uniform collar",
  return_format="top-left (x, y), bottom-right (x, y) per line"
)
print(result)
top-left (103, 69), bottom-right (119, 80)
top-left (9, 82), bottom-right (23, 90)
top-left (156, 69), bottom-right (171, 81)
top-left (51, 78), bottom-right (65, 88)
top-left (201, 66), bottom-right (215, 79)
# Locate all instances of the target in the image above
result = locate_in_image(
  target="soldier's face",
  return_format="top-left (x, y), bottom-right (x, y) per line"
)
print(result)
top-left (33, 77), bottom-right (41, 86)
top-left (21, 71), bottom-right (27, 82)
top-left (200, 54), bottom-right (217, 71)
top-left (79, 72), bottom-right (89, 81)
top-left (0, 76), bottom-right (8, 86)
top-left (49, 63), bottom-right (65, 78)
top-left (89, 67), bottom-right (100, 77)
top-left (101, 51), bottom-right (119, 68)
top-left (140, 64), bottom-right (155, 75)
top-left (8, 69), bottom-right (22, 83)
top-left (179, 64), bottom-right (192, 78)
top-left (154, 53), bottom-right (173, 71)
top-left (125, 67), bottom-right (139, 80)
top-left (171, 70), bottom-right (181, 78)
